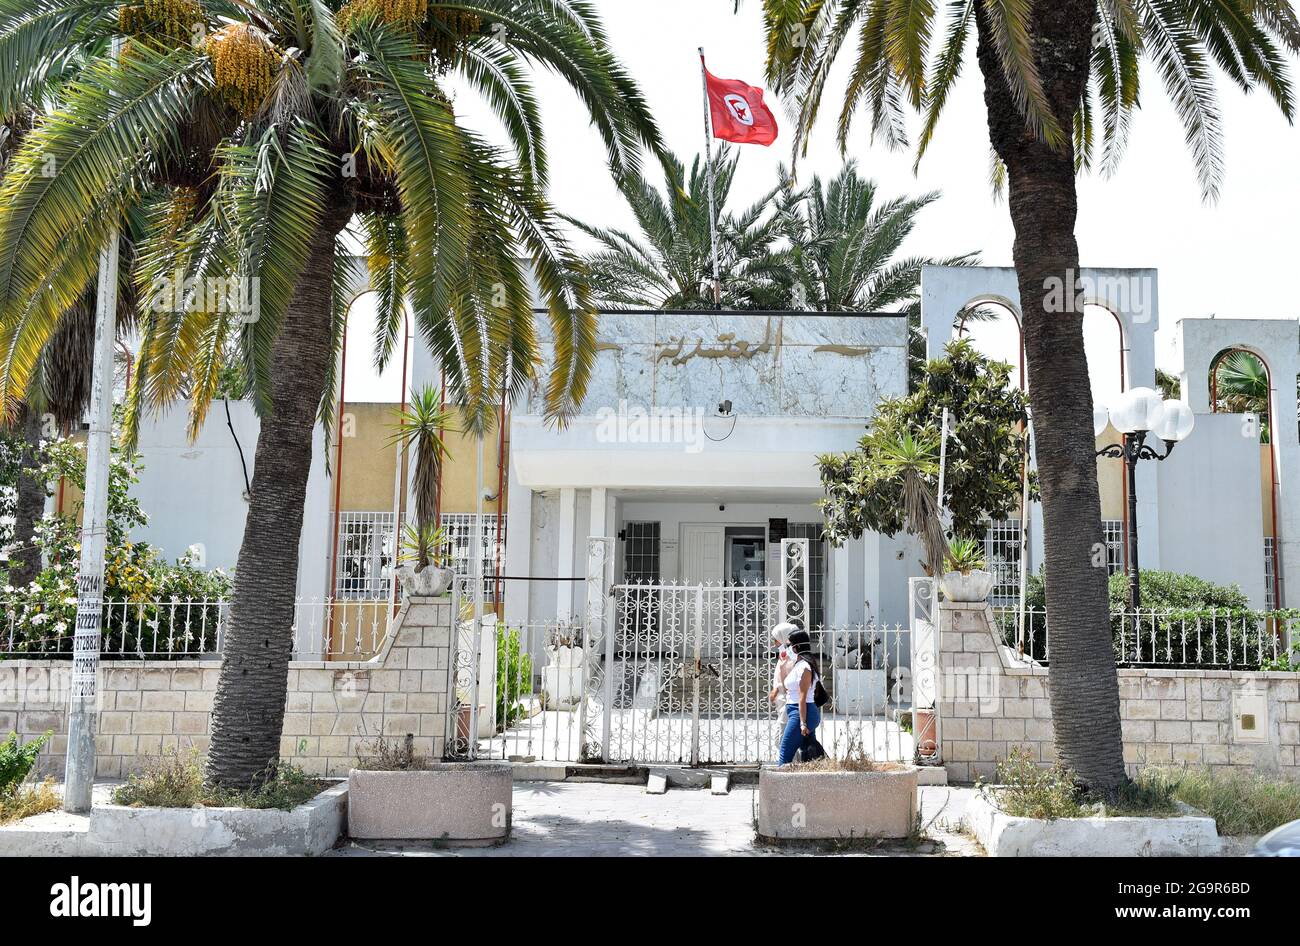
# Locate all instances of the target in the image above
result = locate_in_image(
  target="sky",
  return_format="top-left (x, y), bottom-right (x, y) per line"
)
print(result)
top-left (344, 1), bottom-right (1300, 403)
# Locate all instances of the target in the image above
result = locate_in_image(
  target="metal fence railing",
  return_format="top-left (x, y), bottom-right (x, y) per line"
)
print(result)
top-left (992, 606), bottom-right (1298, 670)
top-left (0, 597), bottom-right (396, 661)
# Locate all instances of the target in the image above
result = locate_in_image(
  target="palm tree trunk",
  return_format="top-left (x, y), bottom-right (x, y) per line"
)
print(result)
top-left (975, 2), bottom-right (1127, 795)
top-left (205, 209), bottom-right (350, 790)
top-left (9, 405), bottom-right (47, 588)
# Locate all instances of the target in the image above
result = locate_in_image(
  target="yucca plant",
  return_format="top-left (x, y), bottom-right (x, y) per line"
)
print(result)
top-left (0, 0), bottom-right (663, 790)
top-left (389, 385), bottom-right (452, 572)
top-left (944, 537), bottom-right (987, 576)
top-left (759, 0), bottom-right (1298, 796)
top-left (398, 523), bottom-right (449, 571)
top-left (869, 429), bottom-right (947, 579)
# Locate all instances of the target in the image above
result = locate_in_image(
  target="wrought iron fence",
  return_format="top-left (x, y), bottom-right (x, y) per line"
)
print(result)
top-left (0, 597), bottom-right (396, 661)
top-left (992, 606), bottom-right (1297, 669)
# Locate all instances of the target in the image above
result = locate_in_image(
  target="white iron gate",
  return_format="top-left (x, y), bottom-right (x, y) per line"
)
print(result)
top-left (449, 538), bottom-right (916, 765)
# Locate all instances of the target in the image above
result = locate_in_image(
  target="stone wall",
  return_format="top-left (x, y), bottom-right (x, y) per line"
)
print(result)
top-left (938, 601), bottom-right (1300, 783)
top-left (0, 597), bottom-right (454, 779)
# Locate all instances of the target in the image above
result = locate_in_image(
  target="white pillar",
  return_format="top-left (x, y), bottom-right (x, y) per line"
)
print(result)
top-left (504, 464), bottom-right (531, 624)
top-left (590, 486), bottom-right (608, 538)
top-left (832, 542), bottom-right (850, 628)
top-left (556, 488), bottom-right (576, 621)
top-left (862, 534), bottom-right (881, 626)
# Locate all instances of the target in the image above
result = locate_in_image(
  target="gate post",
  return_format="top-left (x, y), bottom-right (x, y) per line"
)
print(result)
top-left (579, 536), bottom-right (613, 762)
top-left (779, 538), bottom-right (810, 627)
top-left (909, 576), bottom-right (942, 764)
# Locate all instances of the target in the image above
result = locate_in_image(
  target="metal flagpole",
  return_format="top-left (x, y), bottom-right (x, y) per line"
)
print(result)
top-left (936, 407), bottom-right (951, 522)
top-left (65, 37), bottom-right (122, 813)
top-left (697, 48), bottom-right (723, 310)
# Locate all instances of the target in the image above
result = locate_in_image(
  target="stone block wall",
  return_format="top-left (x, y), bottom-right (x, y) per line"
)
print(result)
top-left (937, 601), bottom-right (1300, 783)
top-left (0, 597), bottom-right (454, 779)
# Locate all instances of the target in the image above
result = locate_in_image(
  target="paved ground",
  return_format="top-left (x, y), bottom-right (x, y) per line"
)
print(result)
top-left (327, 782), bottom-right (983, 857)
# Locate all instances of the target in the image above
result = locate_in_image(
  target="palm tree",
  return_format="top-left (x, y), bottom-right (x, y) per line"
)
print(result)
top-left (760, 0), bottom-right (1298, 794)
top-left (773, 161), bottom-right (974, 313)
top-left (564, 146), bottom-right (784, 309)
top-left (570, 150), bottom-right (972, 320)
top-left (0, 0), bottom-right (663, 789)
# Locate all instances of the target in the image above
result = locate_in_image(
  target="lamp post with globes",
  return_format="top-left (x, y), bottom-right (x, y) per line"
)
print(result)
top-left (1093, 387), bottom-right (1196, 609)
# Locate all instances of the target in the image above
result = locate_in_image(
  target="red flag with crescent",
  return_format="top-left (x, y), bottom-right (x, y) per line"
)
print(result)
top-left (703, 66), bottom-right (779, 146)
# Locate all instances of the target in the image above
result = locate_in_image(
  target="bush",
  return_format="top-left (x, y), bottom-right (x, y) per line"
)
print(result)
top-left (1007, 569), bottom-right (1286, 667)
top-left (0, 731), bottom-right (50, 796)
top-left (1, 433), bottom-right (233, 658)
top-left (987, 747), bottom-right (1175, 819)
top-left (495, 628), bottom-right (532, 732)
top-left (988, 747), bottom-right (1085, 820)
top-left (112, 749), bottom-right (326, 810)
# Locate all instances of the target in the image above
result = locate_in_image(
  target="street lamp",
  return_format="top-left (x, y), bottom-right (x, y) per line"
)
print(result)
top-left (1094, 387), bottom-right (1195, 609)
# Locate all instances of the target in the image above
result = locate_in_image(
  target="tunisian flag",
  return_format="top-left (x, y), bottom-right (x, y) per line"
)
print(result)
top-left (703, 63), bottom-right (779, 146)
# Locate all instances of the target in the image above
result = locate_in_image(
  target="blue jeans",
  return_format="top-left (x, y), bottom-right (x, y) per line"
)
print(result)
top-left (778, 702), bottom-right (821, 765)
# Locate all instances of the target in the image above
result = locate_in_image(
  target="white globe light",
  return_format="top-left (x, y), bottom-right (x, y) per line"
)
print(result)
top-left (1093, 403), bottom-right (1110, 437)
top-left (1109, 387), bottom-right (1166, 434)
top-left (1152, 399), bottom-right (1195, 442)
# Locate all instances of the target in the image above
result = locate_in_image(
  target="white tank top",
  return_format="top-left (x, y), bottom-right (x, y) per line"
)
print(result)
top-left (783, 659), bottom-right (816, 705)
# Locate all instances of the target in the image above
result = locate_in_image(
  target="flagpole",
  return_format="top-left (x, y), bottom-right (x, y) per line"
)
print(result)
top-left (698, 48), bottom-right (723, 310)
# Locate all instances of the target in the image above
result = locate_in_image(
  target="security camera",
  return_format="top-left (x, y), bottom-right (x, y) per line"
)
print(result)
top-left (717, 399), bottom-right (733, 416)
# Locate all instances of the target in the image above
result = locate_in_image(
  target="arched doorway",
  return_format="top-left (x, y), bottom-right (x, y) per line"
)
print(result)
top-left (1208, 346), bottom-right (1282, 609)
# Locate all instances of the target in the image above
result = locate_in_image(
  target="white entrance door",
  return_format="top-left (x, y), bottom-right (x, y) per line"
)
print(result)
top-left (680, 525), bottom-right (725, 584)
top-left (681, 525), bottom-right (724, 661)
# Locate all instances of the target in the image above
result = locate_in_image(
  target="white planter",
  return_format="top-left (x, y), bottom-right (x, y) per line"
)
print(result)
top-left (965, 792), bottom-right (1220, 857)
top-left (396, 564), bottom-right (453, 598)
top-left (834, 668), bottom-right (888, 715)
top-left (542, 646), bottom-right (585, 709)
top-left (940, 569), bottom-right (994, 602)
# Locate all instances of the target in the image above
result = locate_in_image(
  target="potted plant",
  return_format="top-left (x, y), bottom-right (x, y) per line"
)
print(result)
top-left (349, 735), bottom-right (512, 845)
top-left (940, 536), bottom-right (995, 602)
top-left (833, 632), bottom-right (888, 715)
top-left (540, 625), bottom-right (585, 710)
top-left (389, 386), bottom-right (456, 599)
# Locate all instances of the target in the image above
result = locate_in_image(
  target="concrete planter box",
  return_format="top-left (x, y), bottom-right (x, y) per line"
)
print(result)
top-left (89, 782), bottom-right (348, 857)
top-left (966, 791), bottom-right (1221, 857)
top-left (348, 762), bottom-right (512, 845)
top-left (757, 765), bottom-right (919, 841)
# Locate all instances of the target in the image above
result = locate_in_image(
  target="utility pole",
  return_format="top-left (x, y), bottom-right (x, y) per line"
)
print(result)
top-left (64, 205), bottom-right (118, 812)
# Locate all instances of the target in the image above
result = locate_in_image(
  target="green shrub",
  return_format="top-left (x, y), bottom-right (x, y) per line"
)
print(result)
top-left (1007, 569), bottom-right (1285, 667)
top-left (0, 731), bottom-right (50, 797)
top-left (495, 628), bottom-right (533, 732)
top-left (988, 747), bottom-right (1085, 819)
top-left (988, 747), bottom-right (1176, 819)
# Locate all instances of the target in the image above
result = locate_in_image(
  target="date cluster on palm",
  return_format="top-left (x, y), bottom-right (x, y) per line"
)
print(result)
top-left (119, 0), bottom-right (204, 48)
top-left (203, 23), bottom-right (281, 119)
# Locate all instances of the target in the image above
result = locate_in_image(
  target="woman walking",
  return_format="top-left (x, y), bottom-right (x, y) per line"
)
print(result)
top-left (778, 629), bottom-right (823, 765)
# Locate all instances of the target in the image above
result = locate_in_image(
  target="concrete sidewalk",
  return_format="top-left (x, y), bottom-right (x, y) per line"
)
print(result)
top-left (327, 782), bottom-right (983, 857)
